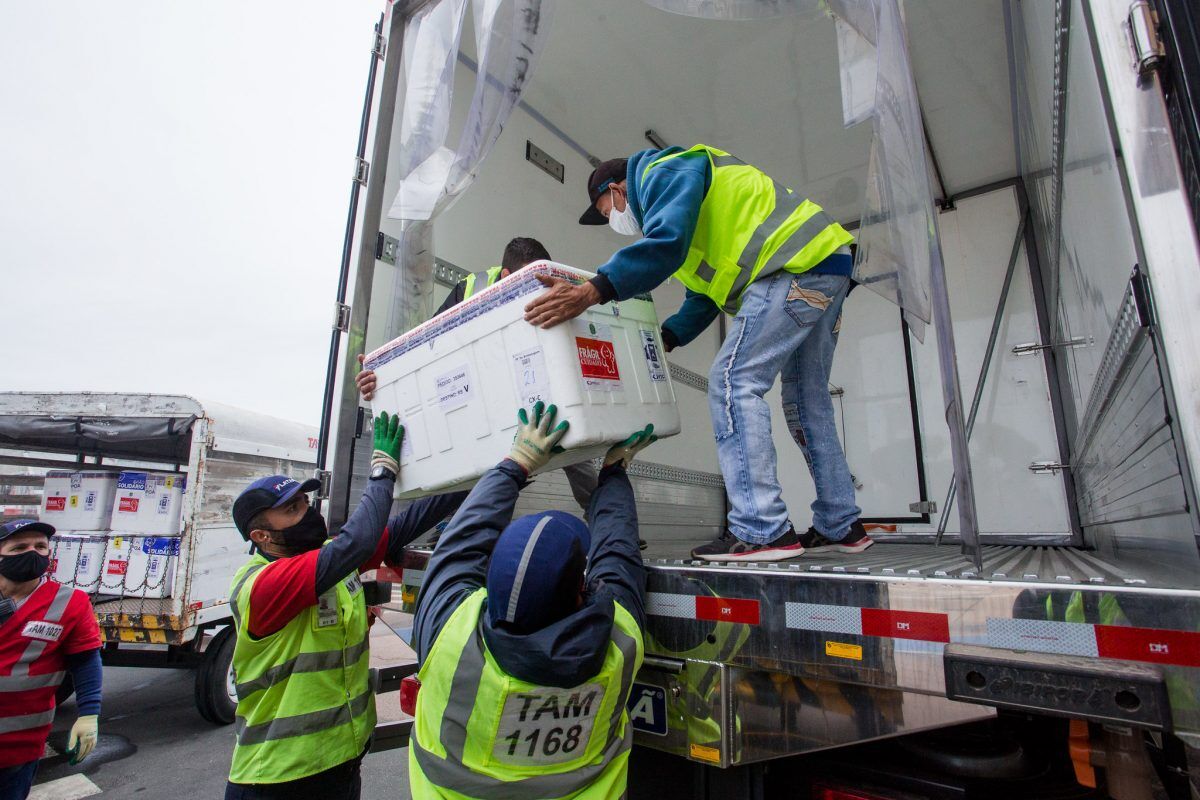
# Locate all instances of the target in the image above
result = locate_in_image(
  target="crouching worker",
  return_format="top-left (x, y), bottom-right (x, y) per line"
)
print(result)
top-left (410, 402), bottom-right (655, 799)
top-left (0, 520), bottom-right (102, 800)
top-left (224, 413), bottom-right (465, 800)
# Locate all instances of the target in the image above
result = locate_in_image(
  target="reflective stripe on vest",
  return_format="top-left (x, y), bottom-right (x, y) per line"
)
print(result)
top-left (0, 583), bottom-right (73, 696)
top-left (410, 588), bottom-right (644, 800)
top-left (463, 266), bottom-right (504, 300)
top-left (642, 144), bottom-right (853, 313)
top-left (227, 555), bottom-right (375, 784)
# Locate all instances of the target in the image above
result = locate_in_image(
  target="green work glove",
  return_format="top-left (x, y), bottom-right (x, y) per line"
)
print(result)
top-left (603, 425), bottom-right (657, 470)
top-left (372, 411), bottom-right (404, 475)
top-left (67, 714), bottom-right (98, 765)
top-left (509, 401), bottom-right (569, 474)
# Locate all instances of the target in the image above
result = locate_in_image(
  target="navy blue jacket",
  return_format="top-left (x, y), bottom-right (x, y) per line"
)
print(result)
top-left (413, 460), bottom-right (645, 688)
top-left (590, 146), bottom-right (852, 348)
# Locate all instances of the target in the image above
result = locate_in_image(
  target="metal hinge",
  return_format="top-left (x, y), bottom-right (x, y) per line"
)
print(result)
top-left (354, 157), bottom-right (370, 186)
top-left (314, 470), bottom-right (332, 500)
top-left (910, 500), bottom-right (937, 514)
top-left (373, 32), bottom-right (387, 59)
top-left (376, 232), bottom-right (399, 265)
top-left (333, 302), bottom-right (351, 332)
top-left (1127, 1), bottom-right (1164, 78)
top-left (1030, 461), bottom-right (1071, 474)
top-left (1012, 336), bottom-right (1093, 356)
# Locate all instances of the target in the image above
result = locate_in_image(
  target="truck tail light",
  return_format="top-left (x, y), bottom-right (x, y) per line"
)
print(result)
top-left (812, 784), bottom-right (896, 800)
top-left (400, 675), bottom-right (421, 715)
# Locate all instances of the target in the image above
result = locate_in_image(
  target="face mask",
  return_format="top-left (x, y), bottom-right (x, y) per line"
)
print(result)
top-left (265, 506), bottom-right (329, 555)
top-left (607, 188), bottom-right (642, 237)
top-left (0, 550), bottom-right (51, 583)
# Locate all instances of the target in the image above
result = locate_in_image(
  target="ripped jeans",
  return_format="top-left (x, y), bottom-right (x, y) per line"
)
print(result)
top-left (708, 270), bottom-right (861, 544)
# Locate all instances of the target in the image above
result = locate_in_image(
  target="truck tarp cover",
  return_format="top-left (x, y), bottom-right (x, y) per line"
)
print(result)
top-left (0, 414), bottom-right (196, 464)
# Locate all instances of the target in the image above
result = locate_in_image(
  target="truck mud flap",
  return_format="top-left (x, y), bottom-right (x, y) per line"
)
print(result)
top-left (944, 643), bottom-right (1171, 730)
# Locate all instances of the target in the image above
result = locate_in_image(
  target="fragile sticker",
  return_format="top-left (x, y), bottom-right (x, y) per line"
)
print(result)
top-left (640, 329), bottom-right (667, 383)
top-left (119, 497), bottom-right (140, 513)
top-left (106, 560), bottom-right (129, 576)
top-left (435, 365), bottom-right (472, 412)
top-left (45, 497), bottom-right (66, 512)
top-left (574, 321), bottom-right (622, 391)
top-left (512, 347), bottom-right (551, 407)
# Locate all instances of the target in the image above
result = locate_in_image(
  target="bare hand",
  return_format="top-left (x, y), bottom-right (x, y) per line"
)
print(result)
top-left (523, 274), bottom-right (602, 329)
top-left (356, 354), bottom-right (377, 401)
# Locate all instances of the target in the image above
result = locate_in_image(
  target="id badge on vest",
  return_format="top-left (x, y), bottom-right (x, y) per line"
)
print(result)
top-left (316, 590), bottom-right (339, 628)
top-left (491, 682), bottom-right (605, 767)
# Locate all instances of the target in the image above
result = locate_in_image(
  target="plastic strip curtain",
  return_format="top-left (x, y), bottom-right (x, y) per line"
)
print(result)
top-left (385, 0), bottom-right (553, 335)
top-left (641, 0), bottom-right (980, 563)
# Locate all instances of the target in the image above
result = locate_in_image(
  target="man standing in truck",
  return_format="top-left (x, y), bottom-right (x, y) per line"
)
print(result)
top-left (223, 413), bottom-right (463, 800)
top-left (523, 144), bottom-right (872, 563)
top-left (356, 236), bottom-right (602, 518)
top-left (0, 519), bottom-right (102, 800)
top-left (408, 401), bottom-right (654, 799)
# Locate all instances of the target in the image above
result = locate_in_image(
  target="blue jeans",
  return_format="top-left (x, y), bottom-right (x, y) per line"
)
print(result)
top-left (708, 270), bottom-right (861, 544)
top-left (0, 761), bottom-right (38, 800)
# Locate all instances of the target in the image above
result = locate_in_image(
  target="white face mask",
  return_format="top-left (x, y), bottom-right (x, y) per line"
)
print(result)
top-left (607, 188), bottom-right (642, 237)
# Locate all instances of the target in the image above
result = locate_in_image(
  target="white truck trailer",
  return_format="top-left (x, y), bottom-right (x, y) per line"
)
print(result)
top-left (0, 393), bottom-right (319, 724)
top-left (317, 0), bottom-right (1200, 796)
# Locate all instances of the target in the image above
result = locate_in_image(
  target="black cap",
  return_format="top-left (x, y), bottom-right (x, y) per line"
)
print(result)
top-left (0, 519), bottom-right (56, 543)
top-left (233, 475), bottom-right (321, 539)
top-left (579, 158), bottom-right (628, 225)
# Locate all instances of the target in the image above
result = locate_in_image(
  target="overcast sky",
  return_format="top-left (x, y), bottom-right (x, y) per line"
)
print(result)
top-left (2, 1), bottom-right (384, 424)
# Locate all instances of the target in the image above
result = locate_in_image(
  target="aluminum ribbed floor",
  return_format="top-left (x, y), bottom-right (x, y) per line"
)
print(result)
top-left (641, 542), bottom-right (1200, 591)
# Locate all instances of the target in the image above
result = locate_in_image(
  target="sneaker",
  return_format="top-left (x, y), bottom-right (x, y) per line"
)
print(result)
top-left (797, 521), bottom-right (874, 553)
top-left (690, 528), bottom-right (806, 562)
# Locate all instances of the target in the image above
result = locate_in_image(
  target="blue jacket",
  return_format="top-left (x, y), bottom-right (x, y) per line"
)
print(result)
top-left (412, 460), bottom-right (645, 688)
top-left (592, 147), bottom-right (852, 348)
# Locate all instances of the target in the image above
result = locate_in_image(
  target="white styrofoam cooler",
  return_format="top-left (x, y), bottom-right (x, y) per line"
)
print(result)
top-left (102, 534), bottom-right (179, 598)
top-left (50, 532), bottom-right (107, 594)
top-left (110, 471), bottom-right (186, 534)
top-left (363, 262), bottom-right (681, 496)
top-left (40, 471), bottom-right (118, 530)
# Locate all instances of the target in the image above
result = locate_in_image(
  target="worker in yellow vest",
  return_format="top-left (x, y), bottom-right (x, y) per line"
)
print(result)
top-left (223, 413), bottom-right (463, 800)
top-left (525, 144), bottom-right (872, 563)
top-left (409, 402), bottom-right (655, 799)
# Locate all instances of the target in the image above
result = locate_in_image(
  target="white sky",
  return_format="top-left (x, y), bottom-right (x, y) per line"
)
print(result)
top-left (2, 1), bottom-right (385, 425)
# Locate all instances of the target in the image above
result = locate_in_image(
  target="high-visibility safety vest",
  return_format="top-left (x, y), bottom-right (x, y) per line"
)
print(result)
top-left (227, 554), bottom-right (375, 784)
top-left (642, 144), bottom-right (854, 313)
top-left (463, 266), bottom-right (503, 300)
top-left (410, 588), bottom-right (644, 800)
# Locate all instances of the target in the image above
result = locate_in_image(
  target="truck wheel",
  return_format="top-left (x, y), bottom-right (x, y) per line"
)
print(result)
top-left (194, 626), bottom-right (237, 725)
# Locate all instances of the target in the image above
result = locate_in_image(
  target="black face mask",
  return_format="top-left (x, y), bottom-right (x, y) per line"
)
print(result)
top-left (0, 551), bottom-right (51, 583)
top-left (264, 506), bottom-right (329, 555)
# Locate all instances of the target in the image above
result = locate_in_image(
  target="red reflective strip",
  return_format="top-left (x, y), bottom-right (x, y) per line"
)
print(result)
top-left (1095, 625), bottom-right (1200, 667)
top-left (861, 608), bottom-right (950, 643)
top-left (695, 596), bottom-right (760, 625)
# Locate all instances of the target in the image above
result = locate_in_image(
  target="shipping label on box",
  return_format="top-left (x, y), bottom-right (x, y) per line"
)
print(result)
top-left (574, 321), bottom-right (623, 392)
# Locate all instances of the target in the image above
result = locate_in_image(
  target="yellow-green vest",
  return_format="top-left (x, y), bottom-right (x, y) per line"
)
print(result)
top-left (409, 588), bottom-right (644, 800)
top-left (643, 144), bottom-right (853, 313)
top-left (227, 554), bottom-right (375, 784)
top-left (463, 266), bottom-right (504, 300)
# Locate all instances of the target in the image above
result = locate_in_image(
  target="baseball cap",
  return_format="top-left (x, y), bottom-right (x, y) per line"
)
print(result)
top-left (233, 475), bottom-right (321, 539)
top-left (487, 511), bottom-right (591, 633)
top-left (0, 519), bottom-right (56, 544)
top-left (579, 158), bottom-right (629, 225)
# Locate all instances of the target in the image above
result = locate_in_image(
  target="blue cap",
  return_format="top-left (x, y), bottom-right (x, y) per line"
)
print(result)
top-left (233, 474), bottom-right (321, 538)
top-left (0, 519), bottom-right (56, 543)
top-left (487, 511), bottom-right (591, 633)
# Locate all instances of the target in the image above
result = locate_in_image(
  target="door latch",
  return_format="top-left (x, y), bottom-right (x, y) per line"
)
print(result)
top-left (1029, 461), bottom-right (1071, 474)
top-left (1012, 336), bottom-right (1092, 356)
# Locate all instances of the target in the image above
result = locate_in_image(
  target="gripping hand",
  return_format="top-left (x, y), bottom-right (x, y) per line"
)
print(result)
top-left (371, 412), bottom-right (404, 476)
top-left (508, 402), bottom-right (569, 474)
top-left (67, 714), bottom-right (98, 765)
top-left (603, 425), bottom-right (657, 470)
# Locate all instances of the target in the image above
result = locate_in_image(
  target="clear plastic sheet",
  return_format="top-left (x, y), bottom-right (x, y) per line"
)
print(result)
top-left (640, 0), bottom-right (810, 19)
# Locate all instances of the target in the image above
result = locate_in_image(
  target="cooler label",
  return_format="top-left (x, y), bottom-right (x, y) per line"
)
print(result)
top-left (435, 365), bottom-right (472, 412)
top-left (640, 330), bottom-right (667, 382)
top-left (118, 473), bottom-right (148, 491)
top-left (141, 538), bottom-right (181, 556)
top-left (84, 491), bottom-right (96, 511)
top-left (119, 497), bottom-right (140, 513)
top-left (575, 321), bottom-right (622, 392)
top-left (46, 497), bottom-right (66, 512)
top-left (512, 347), bottom-right (551, 407)
top-left (107, 560), bottom-right (129, 576)
top-left (158, 495), bottom-right (171, 514)
top-left (70, 474), bottom-right (82, 490)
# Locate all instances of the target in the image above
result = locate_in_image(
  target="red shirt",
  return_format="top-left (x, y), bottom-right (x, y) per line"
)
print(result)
top-left (247, 531), bottom-right (395, 639)
top-left (0, 580), bottom-right (100, 767)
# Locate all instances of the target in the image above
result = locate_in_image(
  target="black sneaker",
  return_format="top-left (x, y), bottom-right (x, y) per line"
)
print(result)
top-left (797, 521), bottom-right (873, 553)
top-left (690, 528), bottom-right (806, 562)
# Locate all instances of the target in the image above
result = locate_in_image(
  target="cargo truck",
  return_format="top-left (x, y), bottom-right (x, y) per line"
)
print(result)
top-left (317, 0), bottom-right (1200, 796)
